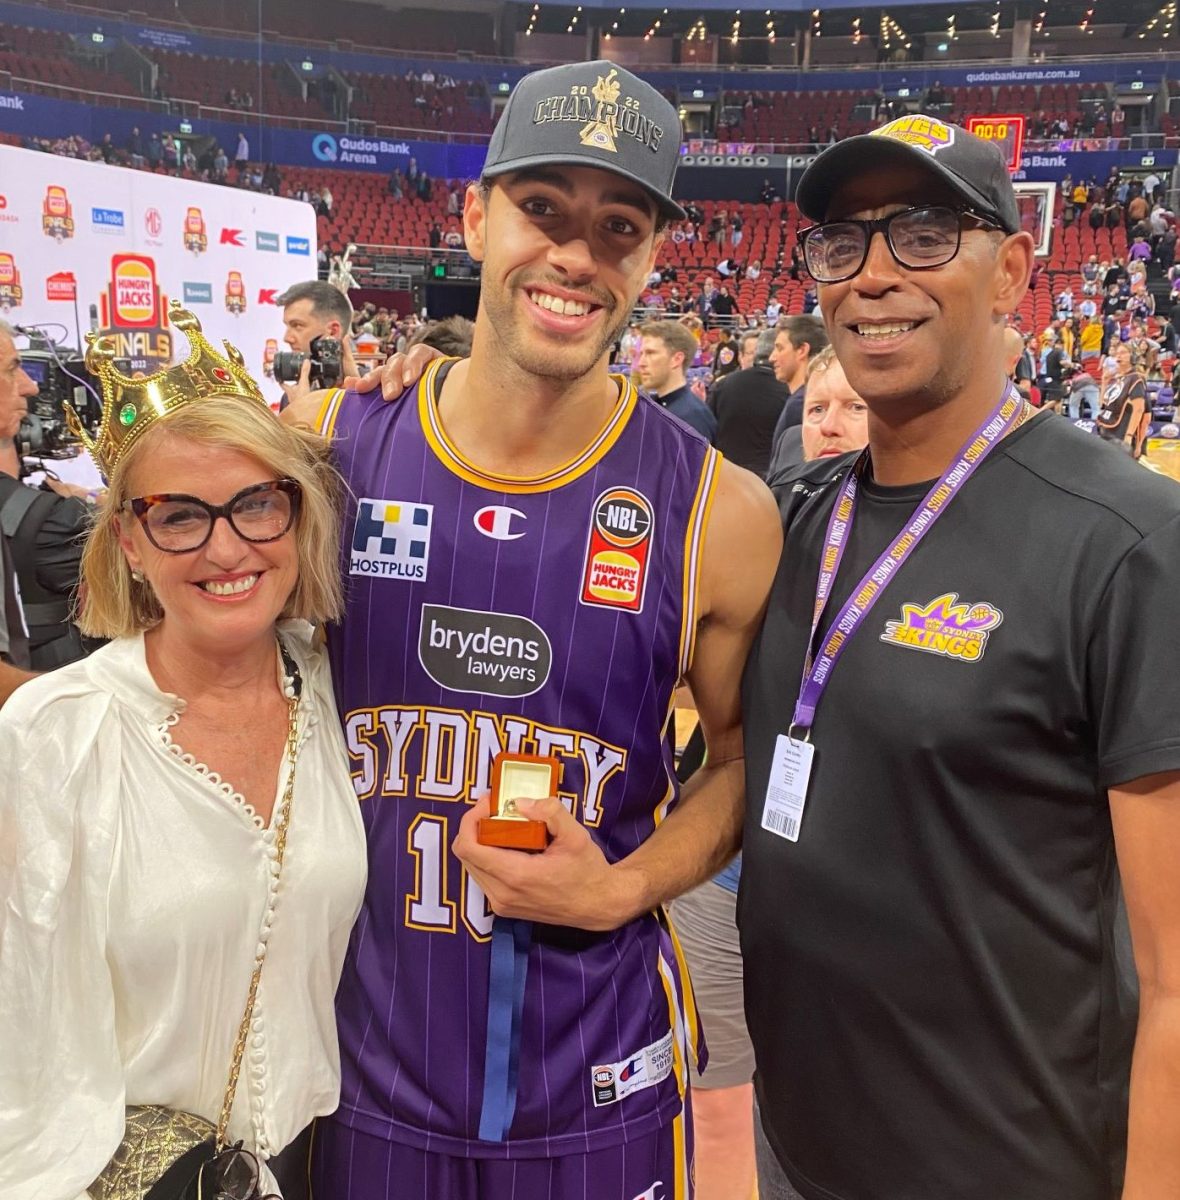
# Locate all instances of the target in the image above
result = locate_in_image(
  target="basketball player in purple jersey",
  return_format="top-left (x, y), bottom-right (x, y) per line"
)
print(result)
top-left (285, 61), bottom-right (781, 1200)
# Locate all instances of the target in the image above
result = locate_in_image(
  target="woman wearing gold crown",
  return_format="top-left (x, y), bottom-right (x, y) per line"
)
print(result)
top-left (0, 304), bottom-right (367, 1200)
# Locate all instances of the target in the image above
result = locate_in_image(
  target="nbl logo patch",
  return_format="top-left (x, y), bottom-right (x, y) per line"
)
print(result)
top-left (350, 498), bottom-right (433, 581)
top-left (580, 487), bottom-right (654, 613)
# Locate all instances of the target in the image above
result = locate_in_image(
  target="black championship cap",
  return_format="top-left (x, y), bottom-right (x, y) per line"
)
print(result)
top-left (481, 61), bottom-right (686, 221)
top-left (796, 115), bottom-right (1022, 235)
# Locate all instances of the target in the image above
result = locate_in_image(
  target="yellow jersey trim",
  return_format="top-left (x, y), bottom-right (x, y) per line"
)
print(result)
top-left (316, 387), bottom-right (347, 440)
top-left (678, 446), bottom-right (723, 681)
top-left (418, 359), bottom-right (639, 494)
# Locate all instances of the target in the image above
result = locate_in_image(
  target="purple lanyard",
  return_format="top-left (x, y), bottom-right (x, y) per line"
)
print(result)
top-left (792, 384), bottom-right (1024, 733)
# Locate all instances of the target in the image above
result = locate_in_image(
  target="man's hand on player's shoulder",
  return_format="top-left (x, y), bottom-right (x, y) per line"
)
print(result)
top-left (345, 343), bottom-right (445, 401)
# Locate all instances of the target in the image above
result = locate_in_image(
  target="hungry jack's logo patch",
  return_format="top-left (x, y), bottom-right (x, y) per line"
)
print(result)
top-left (871, 115), bottom-right (955, 157)
top-left (880, 592), bottom-right (1002, 663)
top-left (580, 487), bottom-right (654, 613)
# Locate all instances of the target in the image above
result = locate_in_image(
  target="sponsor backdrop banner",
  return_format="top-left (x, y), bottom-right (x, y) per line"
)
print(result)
top-left (0, 144), bottom-right (316, 408)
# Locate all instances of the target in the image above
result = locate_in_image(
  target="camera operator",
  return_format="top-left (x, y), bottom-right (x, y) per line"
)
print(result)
top-left (0, 322), bottom-right (91, 673)
top-left (275, 280), bottom-right (359, 406)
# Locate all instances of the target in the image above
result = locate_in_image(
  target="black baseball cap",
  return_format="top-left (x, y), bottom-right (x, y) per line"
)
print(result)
top-left (481, 61), bottom-right (686, 221)
top-left (796, 116), bottom-right (1022, 235)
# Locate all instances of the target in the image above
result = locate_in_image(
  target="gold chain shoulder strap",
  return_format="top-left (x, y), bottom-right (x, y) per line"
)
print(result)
top-left (214, 679), bottom-right (301, 1149)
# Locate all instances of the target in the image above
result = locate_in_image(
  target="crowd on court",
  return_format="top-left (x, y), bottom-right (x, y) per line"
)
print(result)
top-left (2, 60), bottom-right (1178, 1200)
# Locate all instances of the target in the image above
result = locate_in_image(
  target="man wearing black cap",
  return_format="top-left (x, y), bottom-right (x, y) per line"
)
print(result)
top-left (293, 61), bottom-right (781, 1199)
top-left (740, 115), bottom-right (1180, 1200)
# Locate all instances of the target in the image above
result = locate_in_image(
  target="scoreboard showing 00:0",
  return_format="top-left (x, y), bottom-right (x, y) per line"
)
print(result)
top-left (965, 114), bottom-right (1026, 173)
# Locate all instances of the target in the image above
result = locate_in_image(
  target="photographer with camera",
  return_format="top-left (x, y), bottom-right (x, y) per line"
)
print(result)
top-left (0, 323), bottom-right (91, 676)
top-left (276, 281), bottom-right (357, 407)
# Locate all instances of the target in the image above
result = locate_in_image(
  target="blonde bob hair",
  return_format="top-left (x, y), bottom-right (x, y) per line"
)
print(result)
top-left (78, 397), bottom-right (344, 639)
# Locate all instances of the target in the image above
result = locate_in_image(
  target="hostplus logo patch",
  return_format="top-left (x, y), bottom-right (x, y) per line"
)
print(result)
top-left (350, 498), bottom-right (433, 580)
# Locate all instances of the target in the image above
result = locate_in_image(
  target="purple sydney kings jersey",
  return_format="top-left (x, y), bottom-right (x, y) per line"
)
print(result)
top-left (318, 358), bottom-right (719, 1159)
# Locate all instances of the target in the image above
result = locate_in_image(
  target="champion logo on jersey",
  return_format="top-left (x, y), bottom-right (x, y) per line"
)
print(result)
top-left (880, 592), bottom-right (1003, 663)
top-left (580, 487), bottom-right (655, 614)
top-left (590, 1031), bottom-right (673, 1108)
top-left (473, 505), bottom-right (526, 541)
top-left (350, 498), bottom-right (433, 581)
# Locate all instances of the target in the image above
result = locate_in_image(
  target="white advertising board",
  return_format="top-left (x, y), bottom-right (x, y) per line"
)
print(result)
top-left (0, 144), bottom-right (317, 410)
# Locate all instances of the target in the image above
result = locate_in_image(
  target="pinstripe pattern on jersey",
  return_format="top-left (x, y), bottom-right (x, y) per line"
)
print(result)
top-left (326, 370), bottom-right (713, 1161)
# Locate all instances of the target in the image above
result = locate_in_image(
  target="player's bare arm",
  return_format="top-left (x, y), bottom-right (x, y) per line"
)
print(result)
top-left (0, 661), bottom-right (34, 707)
top-left (453, 460), bottom-right (782, 931)
top-left (1110, 769), bottom-right (1180, 1200)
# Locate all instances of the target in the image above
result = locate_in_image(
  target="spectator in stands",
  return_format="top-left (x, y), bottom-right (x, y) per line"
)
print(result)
top-left (712, 328), bottom-right (740, 379)
top-left (1040, 334), bottom-right (1070, 410)
top-left (731, 212), bottom-right (743, 248)
top-left (710, 210), bottom-right (727, 249)
top-left (1128, 188), bottom-right (1150, 233)
top-left (759, 178), bottom-right (776, 205)
top-left (146, 132), bottom-right (162, 170)
top-left (182, 143), bottom-right (197, 175)
top-left (1105, 200), bottom-right (1122, 230)
top-left (126, 127), bottom-right (144, 167)
top-left (802, 285), bottom-right (818, 314)
top-left (98, 133), bottom-right (115, 165)
top-left (635, 320), bottom-right (717, 441)
top-left (162, 133), bottom-right (180, 176)
top-left (747, 259), bottom-right (762, 282)
top-left (1088, 200), bottom-right (1106, 232)
top-left (262, 163), bottom-right (281, 194)
top-left (768, 314), bottom-right (829, 447)
top-left (1158, 226), bottom-right (1177, 272)
top-left (1128, 282), bottom-right (1155, 323)
top-left (1071, 180), bottom-right (1088, 211)
top-left (1144, 170), bottom-right (1162, 203)
top-left (429, 222), bottom-right (443, 249)
top-left (1078, 294), bottom-right (1098, 322)
top-left (1055, 285), bottom-right (1074, 321)
top-left (1008, 329), bottom-right (1037, 401)
top-left (716, 257), bottom-right (741, 281)
top-left (446, 187), bottom-right (461, 217)
top-left (712, 285), bottom-right (738, 323)
top-left (1129, 321), bottom-right (1159, 374)
top-left (1129, 233), bottom-right (1152, 265)
top-left (1081, 255), bottom-right (1101, 295)
top-left (1096, 340), bottom-right (1149, 457)
top-left (1079, 314), bottom-right (1104, 364)
top-left (317, 186), bottom-right (333, 218)
top-left (766, 297), bottom-right (782, 324)
top-left (710, 327), bottom-right (790, 478)
top-left (235, 131), bottom-right (249, 174)
top-left (212, 144), bottom-right (228, 181)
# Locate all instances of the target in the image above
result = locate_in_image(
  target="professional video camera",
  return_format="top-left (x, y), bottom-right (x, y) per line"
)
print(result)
top-left (16, 344), bottom-right (103, 460)
top-left (272, 335), bottom-right (344, 388)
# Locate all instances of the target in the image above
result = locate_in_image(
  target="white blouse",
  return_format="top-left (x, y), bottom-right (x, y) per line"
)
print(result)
top-left (0, 623), bottom-right (367, 1200)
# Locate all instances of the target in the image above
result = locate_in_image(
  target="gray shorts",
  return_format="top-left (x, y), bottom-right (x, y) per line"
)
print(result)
top-left (755, 1105), bottom-right (810, 1200)
top-left (669, 879), bottom-right (755, 1090)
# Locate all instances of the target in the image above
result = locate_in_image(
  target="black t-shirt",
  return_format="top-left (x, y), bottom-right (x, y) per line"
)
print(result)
top-left (740, 412), bottom-right (1180, 1200)
top-left (711, 364), bottom-right (790, 478)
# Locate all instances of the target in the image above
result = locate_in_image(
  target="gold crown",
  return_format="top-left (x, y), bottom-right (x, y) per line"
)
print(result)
top-left (65, 301), bottom-right (267, 479)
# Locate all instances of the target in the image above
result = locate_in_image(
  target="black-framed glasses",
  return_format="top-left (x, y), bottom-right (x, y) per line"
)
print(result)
top-left (799, 205), bottom-right (1004, 284)
top-left (124, 478), bottom-right (302, 554)
top-left (200, 1144), bottom-right (280, 1200)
